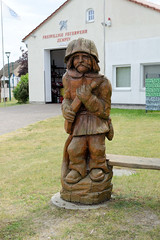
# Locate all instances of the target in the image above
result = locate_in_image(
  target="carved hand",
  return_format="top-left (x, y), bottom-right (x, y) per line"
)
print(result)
top-left (76, 84), bottom-right (92, 103)
top-left (62, 106), bottom-right (76, 123)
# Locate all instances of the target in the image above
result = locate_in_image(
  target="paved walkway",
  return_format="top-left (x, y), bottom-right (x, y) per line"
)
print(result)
top-left (0, 103), bottom-right (147, 136)
top-left (0, 104), bottom-right (62, 135)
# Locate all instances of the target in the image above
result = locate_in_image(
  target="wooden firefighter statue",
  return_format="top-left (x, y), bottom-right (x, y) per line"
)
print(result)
top-left (61, 38), bottom-right (114, 204)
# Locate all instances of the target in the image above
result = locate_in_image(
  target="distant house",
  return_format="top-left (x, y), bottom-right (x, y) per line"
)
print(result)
top-left (1, 76), bottom-right (10, 100)
top-left (1, 69), bottom-right (20, 88)
top-left (1, 76), bottom-right (8, 86)
top-left (10, 74), bottom-right (20, 88)
top-left (1, 66), bottom-right (20, 100)
top-left (10, 65), bottom-right (21, 88)
top-left (23, 0), bottom-right (160, 106)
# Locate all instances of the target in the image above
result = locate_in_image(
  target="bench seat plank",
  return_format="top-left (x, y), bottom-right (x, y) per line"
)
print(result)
top-left (107, 154), bottom-right (160, 170)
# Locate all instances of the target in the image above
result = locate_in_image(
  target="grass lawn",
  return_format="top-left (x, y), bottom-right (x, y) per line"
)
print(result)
top-left (0, 109), bottom-right (160, 240)
top-left (0, 98), bottom-right (28, 107)
top-left (0, 98), bottom-right (19, 107)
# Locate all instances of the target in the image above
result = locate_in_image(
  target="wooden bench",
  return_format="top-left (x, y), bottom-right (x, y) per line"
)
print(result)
top-left (107, 154), bottom-right (160, 170)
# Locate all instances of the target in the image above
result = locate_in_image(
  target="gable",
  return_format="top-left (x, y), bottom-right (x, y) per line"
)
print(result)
top-left (128, 0), bottom-right (160, 12)
top-left (22, 0), bottom-right (72, 41)
top-left (22, 0), bottom-right (160, 41)
top-left (23, 0), bottom-right (160, 43)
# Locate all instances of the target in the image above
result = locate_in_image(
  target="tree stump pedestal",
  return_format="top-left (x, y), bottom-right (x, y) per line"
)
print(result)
top-left (60, 161), bottom-right (113, 205)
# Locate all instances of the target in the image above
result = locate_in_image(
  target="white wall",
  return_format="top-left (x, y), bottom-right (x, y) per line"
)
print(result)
top-left (28, 38), bottom-right (45, 103)
top-left (44, 49), bottom-right (51, 102)
top-left (106, 0), bottom-right (160, 42)
top-left (105, 0), bottom-right (160, 104)
top-left (106, 37), bottom-right (160, 104)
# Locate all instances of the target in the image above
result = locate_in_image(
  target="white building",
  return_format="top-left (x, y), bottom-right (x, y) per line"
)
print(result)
top-left (1, 76), bottom-right (10, 100)
top-left (9, 74), bottom-right (20, 88)
top-left (23, 0), bottom-right (160, 106)
top-left (1, 74), bottom-right (20, 88)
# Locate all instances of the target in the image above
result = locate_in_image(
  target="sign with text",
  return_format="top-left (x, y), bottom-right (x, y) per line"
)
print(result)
top-left (145, 78), bottom-right (160, 111)
top-left (43, 29), bottom-right (87, 43)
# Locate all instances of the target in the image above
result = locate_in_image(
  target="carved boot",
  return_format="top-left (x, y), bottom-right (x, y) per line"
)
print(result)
top-left (89, 169), bottom-right (105, 182)
top-left (65, 170), bottom-right (82, 184)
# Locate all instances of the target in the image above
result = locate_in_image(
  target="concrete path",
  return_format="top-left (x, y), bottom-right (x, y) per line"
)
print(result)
top-left (0, 104), bottom-right (62, 135)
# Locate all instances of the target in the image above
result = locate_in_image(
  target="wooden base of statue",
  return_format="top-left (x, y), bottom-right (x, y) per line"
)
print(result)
top-left (60, 158), bottom-right (113, 205)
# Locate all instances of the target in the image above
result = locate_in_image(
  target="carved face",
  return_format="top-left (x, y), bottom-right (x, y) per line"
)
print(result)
top-left (73, 52), bottom-right (92, 73)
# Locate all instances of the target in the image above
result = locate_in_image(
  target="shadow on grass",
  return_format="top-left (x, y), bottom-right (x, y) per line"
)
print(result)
top-left (111, 194), bottom-right (160, 212)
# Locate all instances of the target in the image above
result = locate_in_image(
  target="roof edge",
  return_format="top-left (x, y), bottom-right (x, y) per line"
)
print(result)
top-left (22, 0), bottom-right (71, 42)
top-left (127, 0), bottom-right (160, 12)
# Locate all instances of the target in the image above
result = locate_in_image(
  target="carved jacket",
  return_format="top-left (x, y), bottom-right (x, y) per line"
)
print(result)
top-left (62, 69), bottom-right (112, 136)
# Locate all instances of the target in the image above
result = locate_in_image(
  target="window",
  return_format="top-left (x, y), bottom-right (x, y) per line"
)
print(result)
top-left (1, 80), bottom-right (9, 88)
top-left (142, 64), bottom-right (160, 88)
top-left (86, 9), bottom-right (94, 23)
top-left (115, 66), bottom-right (131, 88)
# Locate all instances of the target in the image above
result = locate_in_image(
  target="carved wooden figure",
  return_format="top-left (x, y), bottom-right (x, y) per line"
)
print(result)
top-left (61, 38), bottom-right (114, 204)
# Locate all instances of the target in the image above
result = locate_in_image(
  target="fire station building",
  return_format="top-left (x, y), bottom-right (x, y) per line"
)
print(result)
top-left (23, 0), bottom-right (160, 106)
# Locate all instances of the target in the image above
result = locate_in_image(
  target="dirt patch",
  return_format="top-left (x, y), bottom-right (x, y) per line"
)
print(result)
top-left (30, 208), bottom-right (81, 240)
top-left (127, 210), bottom-right (160, 231)
top-left (30, 205), bottom-right (160, 240)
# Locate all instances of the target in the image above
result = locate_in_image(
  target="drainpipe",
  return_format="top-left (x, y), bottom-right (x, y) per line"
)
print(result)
top-left (103, 0), bottom-right (106, 75)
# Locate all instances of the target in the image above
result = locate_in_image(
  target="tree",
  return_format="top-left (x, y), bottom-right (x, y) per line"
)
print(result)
top-left (13, 73), bottom-right (29, 103)
top-left (18, 49), bottom-right (28, 77)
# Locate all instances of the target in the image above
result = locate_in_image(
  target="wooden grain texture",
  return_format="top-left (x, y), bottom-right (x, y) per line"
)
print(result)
top-left (107, 154), bottom-right (160, 170)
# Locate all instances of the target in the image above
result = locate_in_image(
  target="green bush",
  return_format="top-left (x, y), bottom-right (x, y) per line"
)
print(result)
top-left (13, 73), bottom-right (29, 103)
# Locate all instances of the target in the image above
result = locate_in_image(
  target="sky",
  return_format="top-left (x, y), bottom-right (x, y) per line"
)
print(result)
top-left (0, 0), bottom-right (160, 69)
top-left (0, 0), bottom-right (66, 69)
